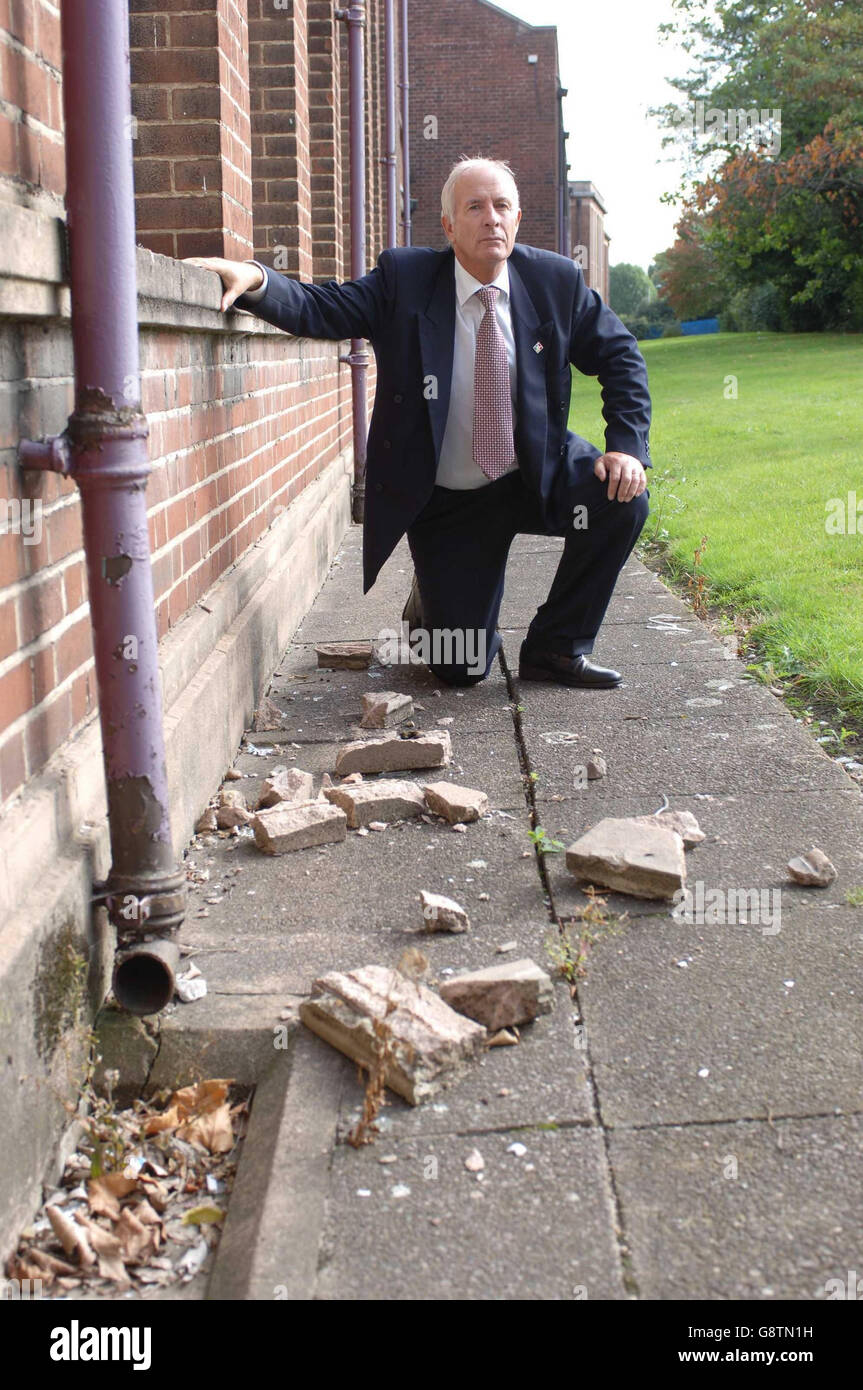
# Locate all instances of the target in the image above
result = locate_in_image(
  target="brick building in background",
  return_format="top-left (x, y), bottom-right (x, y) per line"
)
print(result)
top-left (569, 180), bottom-right (611, 303)
top-left (0, 0), bottom-right (610, 1258)
top-left (408, 0), bottom-right (568, 254)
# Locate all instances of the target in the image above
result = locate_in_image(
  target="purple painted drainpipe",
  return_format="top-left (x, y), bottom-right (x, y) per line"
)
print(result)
top-left (383, 0), bottom-right (397, 248)
top-left (337, 2), bottom-right (369, 523)
top-left (19, 0), bottom-right (184, 1014)
top-left (399, 0), bottom-right (411, 246)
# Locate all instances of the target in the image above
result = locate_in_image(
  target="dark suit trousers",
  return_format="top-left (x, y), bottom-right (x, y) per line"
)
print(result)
top-left (405, 458), bottom-right (649, 686)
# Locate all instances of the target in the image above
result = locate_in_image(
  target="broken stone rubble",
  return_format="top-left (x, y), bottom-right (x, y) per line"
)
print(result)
top-left (439, 958), bottom-right (554, 1032)
top-left (630, 808), bottom-right (706, 848)
top-left (419, 889), bottom-right (470, 934)
top-left (256, 765), bottom-right (315, 809)
top-left (300, 964), bottom-right (486, 1105)
top-left (334, 729), bottom-right (452, 776)
top-left (360, 690), bottom-right (414, 729)
top-left (315, 641), bottom-right (373, 669)
top-left (787, 846), bottom-right (837, 887)
top-left (216, 787), bottom-right (250, 829)
top-left (324, 778), bottom-right (425, 828)
top-left (565, 817), bottom-right (686, 899)
top-left (250, 800), bottom-right (347, 854)
top-left (422, 781), bottom-right (488, 824)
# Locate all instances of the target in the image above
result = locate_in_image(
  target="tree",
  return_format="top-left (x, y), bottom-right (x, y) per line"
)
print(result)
top-left (609, 263), bottom-right (654, 318)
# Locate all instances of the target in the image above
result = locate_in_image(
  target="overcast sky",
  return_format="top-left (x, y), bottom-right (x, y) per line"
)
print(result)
top-left (496, 0), bottom-right (702, 270)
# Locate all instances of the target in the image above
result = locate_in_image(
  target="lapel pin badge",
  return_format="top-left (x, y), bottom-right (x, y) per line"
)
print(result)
top-left (533, 341), bottom-right (544, 353)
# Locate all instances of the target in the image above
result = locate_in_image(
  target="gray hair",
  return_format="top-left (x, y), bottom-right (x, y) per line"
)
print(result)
top-left (440, 157), bottom-right (520, 223)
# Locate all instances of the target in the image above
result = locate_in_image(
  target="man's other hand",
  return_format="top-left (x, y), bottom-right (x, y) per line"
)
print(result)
top-left (183, 257), bottom-right (264, 312)
top-left (594, 451), bottom-right (647, 503)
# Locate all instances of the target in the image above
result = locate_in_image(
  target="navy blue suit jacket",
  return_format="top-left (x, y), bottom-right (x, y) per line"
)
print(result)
top-left (237, 243), bottom-right (651, 594)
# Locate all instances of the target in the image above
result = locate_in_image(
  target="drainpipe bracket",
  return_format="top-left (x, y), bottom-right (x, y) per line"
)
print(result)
top-left (18, 434), bottom-right (73, 475)
top-left (340, 351), bottom-right (370, 366)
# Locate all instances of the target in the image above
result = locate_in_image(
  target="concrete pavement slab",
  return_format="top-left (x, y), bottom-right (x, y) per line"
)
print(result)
top-left (609, 1115), bottom-right (863, 1300)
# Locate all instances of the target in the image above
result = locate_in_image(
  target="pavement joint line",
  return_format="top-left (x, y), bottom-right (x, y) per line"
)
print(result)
top-left (610, 1108), bottom-right (863, 1134)
top-left (498, 635), bottom-right (641, 1297)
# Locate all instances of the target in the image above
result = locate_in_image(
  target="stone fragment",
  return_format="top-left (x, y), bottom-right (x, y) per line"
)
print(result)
top-left (251, 801), bottom-right (347, 854)
top-left (340, 772), bottom-right (363, 784)
top-left (317, 772), bottom-right (335, 802)
top-left (565, 817), bottom-right (686, 899)
top-left (252, 696), bottom-right (285, 731)
top-left (324, 779), bottom-right (425, 828)
top-left (315, 641), bottom-right (373, 670)
top-left (299, 964), bottom-right (486, 1105)
top-left (496, 940), bottom-right (518, 954)
top-left (422, 781), bottom-right (489, 824)
top-left (216, 787), bottom-right (249, 828)
top-left (586, 752), bottom-right (607, 780)
top-left (368, 821), bottom-right (388, 831)
top-left (488, 1028), bottom-right (520, 1047)
top-left (257, 765), bottom-right (315, 809)
top-left (787, 846), bottom-right (837, 887)
top-left (334, 730), bottom-right (452, 775)
top-left (195, 809), bottom-right (217, 833)
top-left (439, 958), bottom-right (553, 1032)
top-left (223, 767), bottom-right (243, 781)
top-left (631, 808), bottom-right (705, 848)
top-left (464, 1148), bottom-right (485, 1172)
top-left (360, 691), bottom-right (414, 729)
top-left (419, 890), bottom-right (470, 934)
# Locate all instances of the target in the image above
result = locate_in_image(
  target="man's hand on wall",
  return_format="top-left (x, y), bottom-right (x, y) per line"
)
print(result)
top-left (183, 257), bottom-right (264, 312)
top-left (594, 452), bottom-right (647, 503)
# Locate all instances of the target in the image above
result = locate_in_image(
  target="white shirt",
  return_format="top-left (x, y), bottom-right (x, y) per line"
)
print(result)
top-left (243, 256), bottom-right (520, 490)
top-left (436, 257), bottom-right (519, 490)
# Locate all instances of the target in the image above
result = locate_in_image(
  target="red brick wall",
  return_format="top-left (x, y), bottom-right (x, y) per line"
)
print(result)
top-left (408, 0), bottom-right (562, 252)
top-left (0, 0), bottom-right (64, 209)
top-left (130, 0), bottom-right (253, 259)
top-left (249, 0), bottom-right (313, 278)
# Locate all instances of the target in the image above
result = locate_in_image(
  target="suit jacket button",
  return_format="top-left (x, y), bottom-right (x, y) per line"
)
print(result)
top-left (382, 439), bottom-right (391, 449)
top-left (374, 482), bottom-right (384, 492)
top-left (393, 393), bottom-right (403, 403)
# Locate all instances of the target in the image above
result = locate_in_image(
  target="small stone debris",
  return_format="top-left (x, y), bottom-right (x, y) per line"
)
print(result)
top-left (439, 958), bottom-right (553, 1032)
top-left (299, 964), bottom-right (486, 1105)
top-left (507, 1142), bottom-right (527, 1158)
top-left (452, 823), bottom-right (468, 834)
top-left (787, 846), bottom-right (837, 887)
top-left (586, 751), bottom-right (607, 780)
top-left (422, 780), bottom-right (489, 824)
top-left (631, 808), bottom-right (706, 848)
top-left (368, 821), bottom-right (388, 831)
top-left (251, 801), bottom-right (347, 854)
top-left (252, 695), bottom-right (285, 731)
top-left (464, 1148), bottom-right (485, 1173)
top-left (334, 729), bottom-right (452, 776)
top-left (223, 767), bottom-right (243, 782)
top-left (496, 941), bottom-right (518, 954)
top-left (360, 690), bottom-right (414, 728)
top-left (195, 809), bottom-right (217, 833)
top-left (324, 778), bottom-right (425, 828)
top-left (317, 772), bottom-right (335, 801)
top-left (176, 971), bottom-right (207, 1004)
top-left (257, 766), bottom-right (315, 810)
top-left (315, 641), bottom-right (373, 669)
top-left (419, 889), bottom-right (470, 934)
top-left (565, 817), bottom-right (686, 899)
top-left (340, 771), bottom-right (363, 784)
top-left (216, 787), bottom-right (250, 829)
top-left (488, 1028), bottom-right (520, 1047)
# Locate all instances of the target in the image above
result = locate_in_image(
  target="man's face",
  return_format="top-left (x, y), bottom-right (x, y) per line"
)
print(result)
top-left (441, 165), bottom-right (522, 281)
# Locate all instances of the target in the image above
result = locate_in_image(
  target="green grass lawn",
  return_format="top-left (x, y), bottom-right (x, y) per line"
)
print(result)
top-left (570, 330), bottom-right (863, 726)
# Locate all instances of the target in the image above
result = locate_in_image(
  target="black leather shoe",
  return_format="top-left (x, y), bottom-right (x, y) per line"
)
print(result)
top-left (401, 572), bottom-right (425, 629)
top-left (518, 648), bottom-right (622, 688)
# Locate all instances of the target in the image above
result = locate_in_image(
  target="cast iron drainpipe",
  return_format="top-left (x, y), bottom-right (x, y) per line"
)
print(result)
top-left (337, 2), bottom-right (369, 524)
top-left (383, 0), bottom-right (398, 248)
top-left (399, 0), bottom-right (411, 246)
top-left (18, 0), bottom-right (185, 1016)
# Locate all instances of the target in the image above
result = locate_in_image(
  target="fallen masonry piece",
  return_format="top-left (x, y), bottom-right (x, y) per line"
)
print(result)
top-left (586, 752), bottom-right (607, 780)
top-left (251, 800), bottom-right (347, 854)
top-left (334, 730), bottom-right (452, 775)
top-left (324, 779), bottom-right (425, 828)
top-left (422, 781), bottom-right (488, 824)
top-left (360, 691), bottom-right (414, 728)
top-left (631, 808), bottom-right (705, 848)
top-left (419, 889), bottom-right (470, 933)
top-left (257, 765), bottom-right (315, 809)
top-left (439, 958), bottom-right (554, 1032)
top-left (300, 964), bottom-right (486, 1105)
top-left (787, 846), bottom-right (837, 887)
top-left (315, 641), bottom-right (373, 669)
top-left (216, 787), bottom-right (250, 828)
top-left (565, 817), bottom-right (686, 899)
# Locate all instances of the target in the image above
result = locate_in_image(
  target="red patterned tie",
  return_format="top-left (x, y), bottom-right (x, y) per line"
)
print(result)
top-left (473, 285), bottom-right (514, 479)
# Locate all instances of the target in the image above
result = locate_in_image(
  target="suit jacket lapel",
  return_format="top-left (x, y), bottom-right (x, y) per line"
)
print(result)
top-left (508, 259), bottom-right (553, 486)
top-left (418, 252), bottom-right (456, 464)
